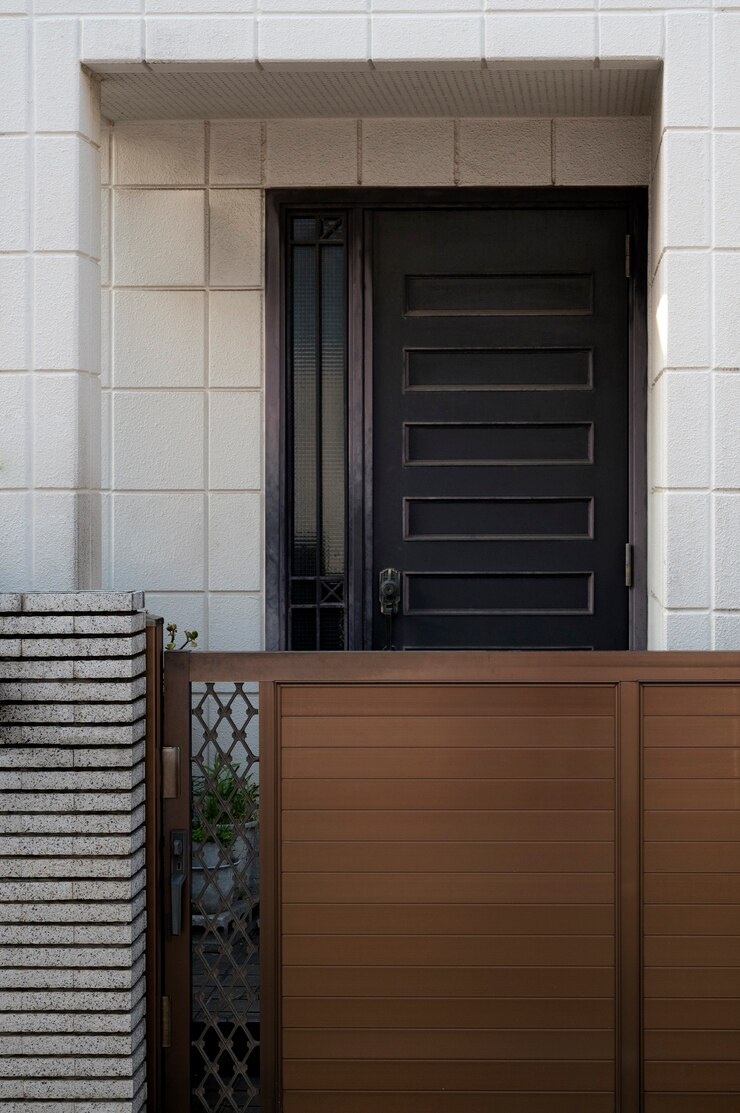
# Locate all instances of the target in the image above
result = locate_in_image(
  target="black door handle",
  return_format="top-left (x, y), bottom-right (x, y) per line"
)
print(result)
top-left (379, 568), bottom-right (401, 650)
top-left (170, 829), bottom-right (186, 936)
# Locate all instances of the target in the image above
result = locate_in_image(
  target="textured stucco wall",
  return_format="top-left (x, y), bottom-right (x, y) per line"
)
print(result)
top-left (0, 2), bottom-right (739, 652)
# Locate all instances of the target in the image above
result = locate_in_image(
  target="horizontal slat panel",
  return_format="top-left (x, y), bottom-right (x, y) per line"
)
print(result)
top-left (283, 748), bottom-right (613, 779)
top-left (283, 935), bottom-right (613, 968)
top-left (282, 715), bottom-right (615, 748)
top-left (283, 872), bottom-right (613, 904)
top-left (644, 936), bottom-right (740, 966)
top-left (643, 780), bottom-right (740, 810)
top-left (643, 687), bottom-right (740, 718)
top-left (645, 1062), bottom-right (740, 1091)
top-left (279, 680), bottom-right (619, 1107)
top-left (281, 685), bottom-right (615, 718)
top-left (284, 1060), bottom-right (613, 1091)
top-left (282, 903), bottom-right (614, 937)
top-left (645, 1000), bottom-right (740, 1030)
top-left (645, 906), bottom-right (740, 935)
top-left (283, 1092), bottom-right (615, 1113)
top-left (283, 779), bottom-right (614, 811)
top-left (645, 811), bottom-right (740, 842)
top-left (282, 997), bottom-right (615, 1030)
top-left (282, 841), bottom-right (613, 874)
top-left (644, 1097), bottom-right (740, 1113)
top-left (644, 842), bottom-right (740, 872)
top-left (645, 1031), bottom-right (740, 1060)
top-left (283, 966), bottom-right (614, 999)
top-left (645, 969), bottom-right (740, 998)
top-left (644, 749), bottom-right (740, 778)
top-left (283, 1027), bottom-right (613, 1060)
top-left (644, 717), bottom-right (740, 747)
top-left (644, 874), bottom-right (740, 904)
top-left (282, 809), bottom-right (615, 842)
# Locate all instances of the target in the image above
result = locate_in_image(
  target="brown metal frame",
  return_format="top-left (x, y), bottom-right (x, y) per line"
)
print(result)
top-left (161, 650), bottom-right (192, 1109)
top-left (187, 650), bottom-right (740, 685)
top-left (145, 617), bottom-right (164, 1112)
top-left (265, 187), bottom-right (650, 652)
top-left (158, 648), bottom-right (740, 1113)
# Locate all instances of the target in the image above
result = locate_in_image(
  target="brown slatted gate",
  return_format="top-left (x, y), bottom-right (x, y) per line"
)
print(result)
top-left (158, 653), bottom-right (740, 1113)
top-left (281, 683), bottom-right (618, 1113)
top-left (643, 685), bottom-right (740, 1112)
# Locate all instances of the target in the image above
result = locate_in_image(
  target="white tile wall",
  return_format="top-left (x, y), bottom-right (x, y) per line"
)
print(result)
top-left (112, 392), bottom-right (205, 489)
top-left (361, 118), bottom-right (455, 185)
top-left (0, 2), bottom-right (738, 655)
top-left (113, 289), bottom-right (206, 388)
top-left (114, 120), bottom-right (206, 185)
top-left (0, 374), bottom-right (28, 489)
top-left (553, 117), bottom-right (651, 185)
top-left (113, 189), bottom-right (206, 286)
top-left (209, 189), bottom-right (262, 285)
top-left (457, 118), bottom-right (551, 186)
top-left (209, 120), bottom-right (261, 185)
top-left (265, 118), bottom-right (356, 186)
top-left (209, 290), bottom-right (262, 387)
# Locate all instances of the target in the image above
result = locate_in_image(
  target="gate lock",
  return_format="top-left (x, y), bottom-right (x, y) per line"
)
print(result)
top-left (170, 829), bottom-right (187, 937)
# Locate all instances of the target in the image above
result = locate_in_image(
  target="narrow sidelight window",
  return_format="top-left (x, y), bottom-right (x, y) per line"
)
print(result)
top-left (287, 215), bottom-right (348, 649)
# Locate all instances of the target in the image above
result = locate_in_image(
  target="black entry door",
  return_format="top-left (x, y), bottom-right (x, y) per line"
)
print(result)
top-left (371, 205), bottom-right (631, 650)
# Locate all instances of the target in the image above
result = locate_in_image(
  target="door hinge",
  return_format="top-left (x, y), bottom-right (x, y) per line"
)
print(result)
top-left (625, 234), bottom-right (633, 279)
top-left (162, 746), bottom-right (180, 799)
top-left (625, 543), bottom-right (634, 589)
top-left (161, 995), bottom-right (171, 1049)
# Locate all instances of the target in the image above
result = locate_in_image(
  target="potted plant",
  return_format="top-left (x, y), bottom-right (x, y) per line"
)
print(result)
top-left (191, 756), bottom-right (259, 919)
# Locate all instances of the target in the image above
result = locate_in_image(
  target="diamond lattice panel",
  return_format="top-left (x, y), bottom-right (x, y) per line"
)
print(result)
top-left (191, 683), bottom-right (261, 1112)
top-left (101, 66), bottom-right (658, 121)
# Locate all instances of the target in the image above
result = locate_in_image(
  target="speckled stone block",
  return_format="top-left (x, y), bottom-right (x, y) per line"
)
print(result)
top-left (21, 592), bottom-right (144, 613)
top-left (19, 632), bottom-right (147, 658)
top-left (0, 591), bottom-right (149, 1110)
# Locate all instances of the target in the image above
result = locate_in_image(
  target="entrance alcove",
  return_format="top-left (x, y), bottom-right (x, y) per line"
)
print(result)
top-left (98, 62), bottom-right (659, 656)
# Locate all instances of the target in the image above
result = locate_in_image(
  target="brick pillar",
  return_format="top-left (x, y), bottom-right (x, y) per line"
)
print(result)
top-left (0, 591), bottom-right (147, 1110)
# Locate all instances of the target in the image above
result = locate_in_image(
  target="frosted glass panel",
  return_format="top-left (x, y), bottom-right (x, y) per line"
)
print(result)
top-left (287, 215), bottom-right (347, 649)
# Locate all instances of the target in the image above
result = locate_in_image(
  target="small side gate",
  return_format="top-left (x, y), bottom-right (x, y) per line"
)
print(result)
top-left (150, 650), bottom-right (740, 1113)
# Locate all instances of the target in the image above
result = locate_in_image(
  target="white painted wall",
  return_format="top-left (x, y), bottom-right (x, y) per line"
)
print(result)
top-left (0, 2), bottom-right (739, 653)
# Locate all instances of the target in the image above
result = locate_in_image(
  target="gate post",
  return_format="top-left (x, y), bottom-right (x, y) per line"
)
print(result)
top-left (0, 591), bottom-right (148, 1111)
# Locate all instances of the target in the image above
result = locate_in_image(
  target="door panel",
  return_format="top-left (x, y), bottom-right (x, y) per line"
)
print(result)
top-left (372, 207), bottom-right (631, 650)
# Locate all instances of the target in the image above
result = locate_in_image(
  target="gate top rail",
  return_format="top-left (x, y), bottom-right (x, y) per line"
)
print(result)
top-left (172, 649), bottom-right (740, 684)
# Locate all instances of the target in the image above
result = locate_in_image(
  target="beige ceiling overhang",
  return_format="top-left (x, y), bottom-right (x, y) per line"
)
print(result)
top-left (99, 65), bottom-right (659, 122)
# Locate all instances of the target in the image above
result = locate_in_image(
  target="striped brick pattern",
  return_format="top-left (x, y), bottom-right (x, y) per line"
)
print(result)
top-left (0, 591), bottom-right (147, 1111)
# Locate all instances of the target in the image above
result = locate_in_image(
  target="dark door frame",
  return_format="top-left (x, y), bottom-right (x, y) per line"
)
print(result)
top-left (265, 187), bottom-right (648, 651)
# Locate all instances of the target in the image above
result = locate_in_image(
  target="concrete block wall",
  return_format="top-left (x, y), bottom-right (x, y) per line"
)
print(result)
top-left (102, 115), bottom-right (650, 650)
top-left (0, 591), bottom-right (147, 1111)
top-left (648, 8), bottom-right (740, 649)
top-left (0, 16), bottom-right (102, 594)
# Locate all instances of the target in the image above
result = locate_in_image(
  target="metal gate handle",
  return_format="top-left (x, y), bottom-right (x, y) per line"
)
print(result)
top-left (170, 829), bottom-right (186, 936)
top-left (379, 568), bottom-right (401, 651)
